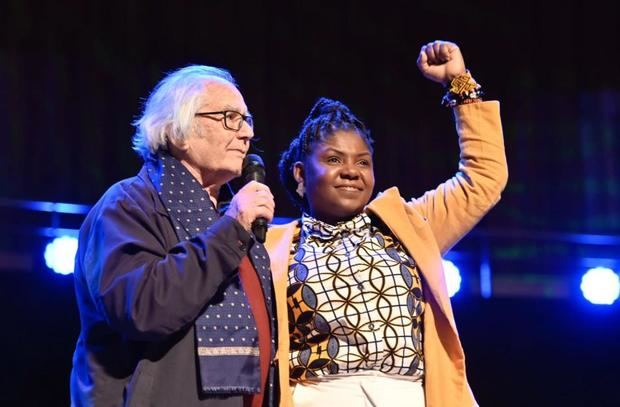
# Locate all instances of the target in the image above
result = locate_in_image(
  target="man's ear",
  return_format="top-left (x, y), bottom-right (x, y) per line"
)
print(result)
top-left (293, 161), bottom-right (305, 184)
top-left (166, 129), bottom-right (189, 154)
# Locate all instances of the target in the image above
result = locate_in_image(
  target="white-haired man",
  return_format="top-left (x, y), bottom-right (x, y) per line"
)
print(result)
top-left (70, 66), bottom-right (276, 407)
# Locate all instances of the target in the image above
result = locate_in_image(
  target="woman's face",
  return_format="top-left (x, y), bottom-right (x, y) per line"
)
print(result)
top-left (294, 130), bottom-right (375, 224)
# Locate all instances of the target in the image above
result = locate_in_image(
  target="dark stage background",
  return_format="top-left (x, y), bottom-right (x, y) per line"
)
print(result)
top-left (1, 1), bottom-right (620, 406)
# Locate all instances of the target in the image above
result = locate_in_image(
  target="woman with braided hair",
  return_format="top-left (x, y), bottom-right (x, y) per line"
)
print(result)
top-left (265, 40), bottom-right (507, 407)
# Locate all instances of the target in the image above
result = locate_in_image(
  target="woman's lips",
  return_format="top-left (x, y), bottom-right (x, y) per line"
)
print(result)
top-left (336, 185), bottom-right (362, 192)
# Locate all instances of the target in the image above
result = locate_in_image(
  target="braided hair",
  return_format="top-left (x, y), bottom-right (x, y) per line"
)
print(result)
top-left (278, 97), bottom-right (374, 211)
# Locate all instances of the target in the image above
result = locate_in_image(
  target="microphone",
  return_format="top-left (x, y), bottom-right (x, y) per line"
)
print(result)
top-left (242, 154), bottom-right (267, 243)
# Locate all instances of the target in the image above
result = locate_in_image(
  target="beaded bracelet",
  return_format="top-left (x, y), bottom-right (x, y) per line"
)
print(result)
top-left (441, 70), bottom-right (483, 108)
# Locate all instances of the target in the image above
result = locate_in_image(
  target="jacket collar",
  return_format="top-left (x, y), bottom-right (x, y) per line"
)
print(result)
top-left (137, 165), bottom-right (170, 217)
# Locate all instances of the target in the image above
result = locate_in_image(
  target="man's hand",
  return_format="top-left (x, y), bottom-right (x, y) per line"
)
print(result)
top-left (225, 181), bottom-right (275, 232)
top-left (417, 40), bottom-right (467, 86)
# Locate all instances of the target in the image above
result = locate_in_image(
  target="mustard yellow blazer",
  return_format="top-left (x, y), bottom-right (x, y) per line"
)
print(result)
top-left (265, 101), bottom-right (508, 407)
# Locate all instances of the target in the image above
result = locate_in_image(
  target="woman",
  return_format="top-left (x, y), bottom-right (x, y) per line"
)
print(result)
top-left (265, 41), bottom-right (508, 407)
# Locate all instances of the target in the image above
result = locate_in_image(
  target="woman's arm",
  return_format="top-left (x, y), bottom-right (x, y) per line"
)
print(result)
top-left (407, 100), bottom-right (508, 254)
top-left (406, 41), bottom-right (508, 253)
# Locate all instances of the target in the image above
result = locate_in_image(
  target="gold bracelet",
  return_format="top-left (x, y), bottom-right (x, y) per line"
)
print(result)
top-left (441, 70), bottom-right (483, 108)
top-left (448, 70), bottom-right (479, 96)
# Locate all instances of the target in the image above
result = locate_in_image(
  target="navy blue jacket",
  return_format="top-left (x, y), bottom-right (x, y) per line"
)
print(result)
top-left (70, 166), bottom-right (252, 407)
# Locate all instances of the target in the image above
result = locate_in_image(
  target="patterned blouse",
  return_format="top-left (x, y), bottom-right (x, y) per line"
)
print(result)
top-left (287, 213), bottom-right (425, 382)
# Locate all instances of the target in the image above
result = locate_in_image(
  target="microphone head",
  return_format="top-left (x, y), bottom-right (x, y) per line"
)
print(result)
top-left (243, 153), bottom-right (264, 169)
top-left (242, 153), bottom-right (266, 183)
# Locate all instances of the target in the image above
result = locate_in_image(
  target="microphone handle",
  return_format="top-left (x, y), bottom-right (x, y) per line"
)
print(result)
top-left (242, 156), bottom-right (267, 243)
top-left (252, 217), bottom-right (267, 243)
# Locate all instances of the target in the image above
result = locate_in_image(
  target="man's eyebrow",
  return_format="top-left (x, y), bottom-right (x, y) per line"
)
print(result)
top-left (220, 104), bottom-right (238, 110)
top-left (198, 103), bottom-right (249, 114)
top-left (221, 104), bottom-right (250, 114)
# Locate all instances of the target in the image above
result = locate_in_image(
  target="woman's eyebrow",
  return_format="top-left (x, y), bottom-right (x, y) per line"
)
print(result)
top-left (320, 147), bottom-right (371, 157)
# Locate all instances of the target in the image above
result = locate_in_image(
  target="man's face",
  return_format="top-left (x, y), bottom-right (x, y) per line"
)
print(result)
top-left (177, 79), bottom-right (253, 186)
top-left (296, 130), bottom-right (375, 224)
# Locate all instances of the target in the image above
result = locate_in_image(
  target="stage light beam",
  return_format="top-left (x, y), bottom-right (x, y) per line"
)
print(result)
top-left (442, 259), bottom-right (462, 297)
top-left (44, 235), bottom-right (78, 275)
top-left (580, 267), bottom-right (620, 305)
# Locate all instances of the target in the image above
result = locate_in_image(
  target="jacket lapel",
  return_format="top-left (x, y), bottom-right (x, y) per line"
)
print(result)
top-left (265, 221), bottom-right (297, 293)
top-left (264, 221), bottom-right (298, 407)
top-left (366, 187), bottom-right (458, 330)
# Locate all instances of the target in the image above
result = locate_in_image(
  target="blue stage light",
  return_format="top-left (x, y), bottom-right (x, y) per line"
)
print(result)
top-left (442, 259), bottom-right (462, 297)
top-left (580, 267), bottom-right (620, 305)
top-left (44, 235), bottom-right (78, 275)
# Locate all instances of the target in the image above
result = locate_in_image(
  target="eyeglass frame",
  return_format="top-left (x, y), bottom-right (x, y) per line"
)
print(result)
top-left (194, 110), bottom-right (254, 131)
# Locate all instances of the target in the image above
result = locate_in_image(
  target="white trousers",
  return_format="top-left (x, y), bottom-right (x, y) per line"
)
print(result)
top-left (292, 371), bottom-right (425, 407)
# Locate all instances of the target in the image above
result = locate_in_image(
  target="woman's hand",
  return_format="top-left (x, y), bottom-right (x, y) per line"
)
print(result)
top-left (416, 40), bottom-right (467, 86)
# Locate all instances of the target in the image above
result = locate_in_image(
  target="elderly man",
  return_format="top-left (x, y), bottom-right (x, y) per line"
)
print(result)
top-left (70, 66), bottom-right (276, 406)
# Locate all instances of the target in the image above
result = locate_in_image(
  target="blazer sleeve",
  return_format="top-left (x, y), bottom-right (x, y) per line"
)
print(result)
top-left (406, 101), bottom-right (508, 254)
top-left (79, 182), bottom-right (253, 341)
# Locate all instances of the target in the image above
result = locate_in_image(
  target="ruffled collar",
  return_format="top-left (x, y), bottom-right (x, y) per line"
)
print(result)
top-left (301, 212), bottom-right (372, 241)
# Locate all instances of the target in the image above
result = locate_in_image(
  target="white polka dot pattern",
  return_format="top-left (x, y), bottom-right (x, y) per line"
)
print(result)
top-left (145, 152), bottom-right (277, 399)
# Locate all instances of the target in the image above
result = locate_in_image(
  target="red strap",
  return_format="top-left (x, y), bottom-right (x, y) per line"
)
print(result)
top-left (238, 255), bottom-right (271, 407)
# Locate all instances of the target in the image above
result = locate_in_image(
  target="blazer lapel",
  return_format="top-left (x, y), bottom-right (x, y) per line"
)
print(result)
top-left (265, 221), bottom-right (297, 292)
top-left (366, 187), bottom-right (458, 330)
top-left (264, 221), bottom-right (298, 407)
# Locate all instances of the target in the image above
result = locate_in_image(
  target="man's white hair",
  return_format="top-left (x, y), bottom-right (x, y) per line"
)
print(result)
top-left (132, 65), bottom-right (237, 160)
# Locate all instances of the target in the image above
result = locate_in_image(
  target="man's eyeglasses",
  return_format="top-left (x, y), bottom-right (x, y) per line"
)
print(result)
top-left (194, 110), bottom-right (254, 131)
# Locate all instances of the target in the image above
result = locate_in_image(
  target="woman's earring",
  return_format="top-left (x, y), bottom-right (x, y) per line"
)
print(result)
top-left (296, 182), bottom-right (305, 198)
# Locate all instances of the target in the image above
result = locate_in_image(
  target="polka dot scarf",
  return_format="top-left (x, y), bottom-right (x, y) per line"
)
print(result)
top-left (145, 151), bottom-right (276, 396)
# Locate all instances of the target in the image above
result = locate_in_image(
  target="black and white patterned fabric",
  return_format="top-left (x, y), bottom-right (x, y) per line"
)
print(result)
top-left (287, 213), bottom-right (425, 382)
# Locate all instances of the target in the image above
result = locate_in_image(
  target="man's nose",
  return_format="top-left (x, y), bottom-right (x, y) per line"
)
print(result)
top-left (237, 121), bottom-right (254, 142)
